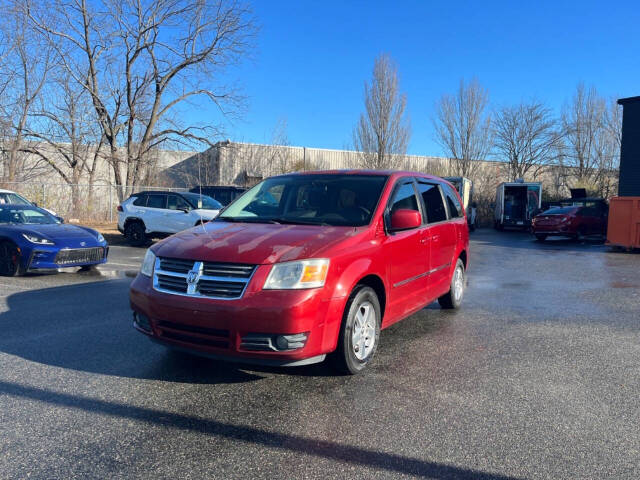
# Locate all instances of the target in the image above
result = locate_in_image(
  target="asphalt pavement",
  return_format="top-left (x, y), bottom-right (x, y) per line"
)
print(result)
top-left (0, 230), bottom-right (639, 479)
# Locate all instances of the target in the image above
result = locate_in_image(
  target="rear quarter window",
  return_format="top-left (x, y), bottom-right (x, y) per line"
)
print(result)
top-left (146, 194), bottom-right (167, 209)
top-left (132, 195), bottom-right (146, 206)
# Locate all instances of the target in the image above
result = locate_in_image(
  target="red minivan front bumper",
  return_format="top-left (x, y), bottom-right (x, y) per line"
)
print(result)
top-left (129, 270), bottom-right (346, 366)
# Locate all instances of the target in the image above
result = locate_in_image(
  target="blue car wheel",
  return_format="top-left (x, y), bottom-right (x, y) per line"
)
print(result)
top-left (0, 240), bottom-right (24, 277)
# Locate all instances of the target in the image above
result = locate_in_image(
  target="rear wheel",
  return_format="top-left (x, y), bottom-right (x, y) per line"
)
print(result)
top-left (535, 234), bottom-right (547, 242)
top-left (576, 226), bottom-right (587, 242)
top-left (438, 259), bottom-right (465, 309)
top-left (331, 285), bottom-right (381, 375)
top-left (125, 221), bottom-right (147, 247)
top-left (0, 241), bottom-right (24, 277)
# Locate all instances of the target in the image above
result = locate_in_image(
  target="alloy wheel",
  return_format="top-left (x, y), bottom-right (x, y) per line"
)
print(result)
top-left (351, 300), bottom-right (376, 361)
top-left (453, 265), bottom-right (464, 303)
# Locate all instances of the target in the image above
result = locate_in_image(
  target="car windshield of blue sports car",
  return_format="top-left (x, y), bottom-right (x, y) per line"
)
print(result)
top-left (0, 206), bottom-right (60, 225)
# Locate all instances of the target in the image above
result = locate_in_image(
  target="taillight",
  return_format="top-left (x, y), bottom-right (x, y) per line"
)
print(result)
top-left (116, 205), bottom-right (123, 212)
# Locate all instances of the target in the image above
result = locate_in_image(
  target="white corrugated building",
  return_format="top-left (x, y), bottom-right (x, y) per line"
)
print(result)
top-left (162, 141), bottom-right (459, 187)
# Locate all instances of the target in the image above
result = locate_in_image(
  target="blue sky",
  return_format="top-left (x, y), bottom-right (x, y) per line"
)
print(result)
top-left (198, 0), bottom-right (640, 156)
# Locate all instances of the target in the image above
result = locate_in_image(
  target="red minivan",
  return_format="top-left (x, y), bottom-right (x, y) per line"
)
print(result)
top-left (130, 171), bottom-right (469, 374)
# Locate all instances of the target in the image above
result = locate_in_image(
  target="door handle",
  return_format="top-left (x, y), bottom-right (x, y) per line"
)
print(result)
top-left (431, 234), bottom-right (440, 241)
top-left (420, 237), bottom-right (428, 244)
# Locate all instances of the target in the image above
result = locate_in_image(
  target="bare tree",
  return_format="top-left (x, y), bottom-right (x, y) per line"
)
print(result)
top-left (21, 71), bottom-right (105, 216)
top-left (0, 2), bottom-right (54, 184)
top-left (493, 101), bottom-right (561, 181)
top-left (353, 54), bottom-right (411, 169)
top-left (27, 0), bottom-right (256, 199)
top-left (561, 84), bottom-right (621, 196)
top-left (593, 97), bottom-right (622, 197)
top-left (269, 118), bottom-right (295, 175)
top-left (433, 78), bottom-right (492, 178)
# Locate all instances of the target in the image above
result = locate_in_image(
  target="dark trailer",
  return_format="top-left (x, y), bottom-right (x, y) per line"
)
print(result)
top-left (494, 181), bottom-right (542, 230)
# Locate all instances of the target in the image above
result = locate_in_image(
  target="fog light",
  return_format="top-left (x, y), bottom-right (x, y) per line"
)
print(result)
top-left (275, 333), bottom-right (308, 351)
top-left (133, 312), bottom-right (152, 333)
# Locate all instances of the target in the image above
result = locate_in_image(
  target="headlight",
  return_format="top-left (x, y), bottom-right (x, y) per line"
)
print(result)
top-left (96, 233), bottom-right (105, 243)
top-left (263, 259), bottom-right (329, 290)
top-left (140, 249), bottom-right (156, 277)
top-left (22, 233), bottom-right (54, 245)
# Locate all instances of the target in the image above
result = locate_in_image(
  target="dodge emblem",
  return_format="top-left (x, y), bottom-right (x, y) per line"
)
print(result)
top-left (187, 270), bottom-right (200, 285)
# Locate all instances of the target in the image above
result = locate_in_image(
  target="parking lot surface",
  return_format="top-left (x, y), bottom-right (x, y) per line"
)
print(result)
top-left (1, 230), bottom-right (639, 479)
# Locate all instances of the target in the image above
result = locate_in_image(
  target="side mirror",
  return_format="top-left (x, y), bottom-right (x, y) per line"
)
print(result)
top-left (390, 209), bottom-right (421, 231)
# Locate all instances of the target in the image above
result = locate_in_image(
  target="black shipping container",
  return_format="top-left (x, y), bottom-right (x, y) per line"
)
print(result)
top-left (617, 96), bottom-right (640, 197)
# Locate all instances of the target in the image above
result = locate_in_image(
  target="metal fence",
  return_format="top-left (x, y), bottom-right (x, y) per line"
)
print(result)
top-left (1, 182), bottom-right (189, 223)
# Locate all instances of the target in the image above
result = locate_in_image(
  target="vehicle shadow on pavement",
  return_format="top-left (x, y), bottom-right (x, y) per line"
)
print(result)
top-left (0, 279), bottom-right (271, 385)
top-left (0, 278), bottom-right (468, 383)
top-left (0, 379), bottom-right (523, 480)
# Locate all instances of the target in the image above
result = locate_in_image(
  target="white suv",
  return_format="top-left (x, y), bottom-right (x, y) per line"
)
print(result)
top-left (117, 191), bottom-right (222, 246)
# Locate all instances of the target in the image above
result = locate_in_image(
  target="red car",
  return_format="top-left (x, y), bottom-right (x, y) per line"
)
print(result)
top-left (532, 201), bottom-right (608, 241)
top-left (130, 171), bottom-right (469, 374)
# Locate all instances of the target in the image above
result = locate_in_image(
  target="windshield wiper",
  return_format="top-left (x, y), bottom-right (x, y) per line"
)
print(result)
top-left (270, 217), bottom-right (331, 226)
top-left (216, 217), bottom-right (281, 224)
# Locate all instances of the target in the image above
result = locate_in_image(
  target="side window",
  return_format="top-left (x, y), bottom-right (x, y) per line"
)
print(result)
top-left (146, 194), bottom-right (166, 209)
top-left (132, 195), bottom-right (146, 207)
top-left (443, 184), bottom-right (463, 218)
top-left (389, 181), bottom-right (421, 218)
top-left (167, 195), bottom-right (191, 211)
top-left (417, 182), bottom-right (447, 223)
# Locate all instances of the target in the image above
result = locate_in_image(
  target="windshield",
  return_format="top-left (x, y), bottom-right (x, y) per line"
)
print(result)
top-left (218, 174), bottom-right (388, 226)
top-left (542, 207), bottom-right (578, 215)
top-left (182, 193), bottom-right (222, 210)
top-left (0, 206), bottom-right (58, 225)
top-left (0, 192), bottom-right (32, 206)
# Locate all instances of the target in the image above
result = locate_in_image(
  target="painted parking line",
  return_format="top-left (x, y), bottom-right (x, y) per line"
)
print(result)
top-left (105, 262), bottom-right (141, 268)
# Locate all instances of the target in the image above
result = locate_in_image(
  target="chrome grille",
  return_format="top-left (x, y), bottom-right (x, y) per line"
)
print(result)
top-left (153, 257), bottom-right (256, 299)
top-left (55, 247), bottom-right (106, 265)
top-left (156, 274), bottom-right (188, 293)
top-left (158, 257), bottom-right (194, 274)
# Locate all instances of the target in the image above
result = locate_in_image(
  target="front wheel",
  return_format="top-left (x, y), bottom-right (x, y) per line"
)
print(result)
top-left (331, 285), bottom-right (381, 375)
top-left (125, 222), bottom-right (147, 247)
top-left (0, 241), bottom-right (24, 277)
top-left (438, 259), bottom-right (465, 309)
top-left (535, 234), bottom-right (547, 242)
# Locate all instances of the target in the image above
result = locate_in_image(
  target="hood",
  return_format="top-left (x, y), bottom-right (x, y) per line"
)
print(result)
top-left (153, 221), bottom-right (364, 265)
top-left (15, 224), bottom-right (100, 241)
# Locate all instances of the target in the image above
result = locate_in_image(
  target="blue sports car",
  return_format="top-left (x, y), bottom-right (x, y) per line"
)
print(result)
top-left (0, 205), bottom-right (108, 276)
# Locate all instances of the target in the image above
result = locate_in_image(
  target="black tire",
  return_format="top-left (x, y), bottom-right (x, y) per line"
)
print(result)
top-left (78, 264), bottom-right (99, 274)
top-left (535, 234), bottom-right (547, 242)
top-left (438, 258), bottom-right (465, 310)
top-left (330, 285), bottom-right (381, 375)
top-left (0, 241), bottom-right (24, 277)
top-left (125, 221), bottom-right (147, 247)
top-left (576, 227), bottom-right (587, 242)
